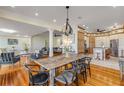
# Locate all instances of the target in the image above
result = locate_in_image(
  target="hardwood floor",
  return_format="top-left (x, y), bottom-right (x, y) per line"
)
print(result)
top-left (80, 65), bottom-right (124, 86)
top-left (56, 64), bottom-right (124, 86)
top-left (0, 60), bottom-right (124, 86)
top-left (0, 63), bottom-right (29, 86)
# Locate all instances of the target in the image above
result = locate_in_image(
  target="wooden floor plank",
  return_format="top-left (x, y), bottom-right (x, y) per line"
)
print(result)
top-left (0, 61), bottom-right (124, 86)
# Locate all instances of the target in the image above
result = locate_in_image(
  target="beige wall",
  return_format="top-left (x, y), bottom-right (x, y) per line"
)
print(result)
top-left (31, 32), bottom-right (49, 50)
top-left (118, 34), bottom-right (124, 56)
top-left (0, 36), bottom-right (31, 51)
top-left (31, 31), bottom-right (63, 50)
top-left (79, 28), bottom-right (124, 56)
top-left (53, 36), bottom-right (62, 47)
top-left (95, 34), bottom-right (124, 47)
top-left (84, 36), bottom-right (89, 48)
top-left (95, 31), bottom-right (124, 56)
top-left (95, 36), bottom-right (110, 48)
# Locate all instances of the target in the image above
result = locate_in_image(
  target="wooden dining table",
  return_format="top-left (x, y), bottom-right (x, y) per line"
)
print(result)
top-left (32, 53), bottom-right (92, 86)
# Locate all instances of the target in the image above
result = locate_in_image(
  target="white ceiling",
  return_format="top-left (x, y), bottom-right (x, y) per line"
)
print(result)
top-left (0, 17), bottom-right (47, 37)
top-left (0, 6), bottom-right (124, 36)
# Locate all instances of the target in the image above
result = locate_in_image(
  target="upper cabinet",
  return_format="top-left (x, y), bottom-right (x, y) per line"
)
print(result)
top-left (78, 31), bottom-right (84, 54)
top-left (89, 36), bottom-right (95, 54)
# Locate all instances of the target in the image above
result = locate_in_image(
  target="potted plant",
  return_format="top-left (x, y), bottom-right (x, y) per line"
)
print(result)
top-left (24, 43), bottom-right (29, 53)
top-left (64, 46), bottom-right (69, 57)
top-left (12, 46), bottom-right (15, 51)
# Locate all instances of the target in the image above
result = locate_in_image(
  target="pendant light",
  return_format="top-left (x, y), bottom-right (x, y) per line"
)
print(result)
top-left (63, 6), bottom-right (73, 36)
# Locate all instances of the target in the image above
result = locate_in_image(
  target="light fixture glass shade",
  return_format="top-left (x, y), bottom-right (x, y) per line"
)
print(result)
top-left (62, 6), bottom-right (73, 36)
top-left (63, 22), bottom-right (73, 36)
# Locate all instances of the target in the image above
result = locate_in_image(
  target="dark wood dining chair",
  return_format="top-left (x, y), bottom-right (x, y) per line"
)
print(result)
top-left (85, 57), bottom-right (92, 77)
top-left (54, 61), bottom-right (78, 86)
top-left (24, 63), bottom-right (49, 86)
top-left (78, 58), bottom-right (87, 83)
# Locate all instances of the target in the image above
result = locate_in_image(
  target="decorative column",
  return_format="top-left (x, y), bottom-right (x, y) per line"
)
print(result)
top-left (62, 34), bottom-right (65, 54)
top-left (49, 29), bottom-right (53, 57)
top-left (49, 29), bottom-right (55, 86)
top-left (75, 27), bottom-right (78, 54)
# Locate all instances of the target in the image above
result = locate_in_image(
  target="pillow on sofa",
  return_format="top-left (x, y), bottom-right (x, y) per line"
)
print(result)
top-left (1, 48), bottom-right (7, 53)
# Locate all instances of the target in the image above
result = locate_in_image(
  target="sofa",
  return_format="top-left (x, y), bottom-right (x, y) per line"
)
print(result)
top-left (0, 52), bottom-right (20, 65)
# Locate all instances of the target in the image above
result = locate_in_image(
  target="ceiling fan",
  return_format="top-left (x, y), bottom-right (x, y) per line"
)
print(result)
top-left (54, 33), bottom-right (62, 37)
top-left (97, 29), bottom-right (106, 32)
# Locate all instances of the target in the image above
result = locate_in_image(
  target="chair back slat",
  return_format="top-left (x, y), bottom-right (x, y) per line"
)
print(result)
top-left (85, 57), bottom-right (92, 64)
top-left (1, 52), bottom-right (14, 64)
top-left (6, 53), bottom-right (9, 62)
top-left (24, 64), bottom-right (34, 84)
top-left (10, 52), bottom-right (14, 62)
top-left (24, 64), bottom-right (49, 86)
top-left (78, 58), bottom-right (85, 65)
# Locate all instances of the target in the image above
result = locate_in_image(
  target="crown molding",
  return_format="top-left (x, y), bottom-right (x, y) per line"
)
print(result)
top-left (78, 25), bottom-right (124, 37)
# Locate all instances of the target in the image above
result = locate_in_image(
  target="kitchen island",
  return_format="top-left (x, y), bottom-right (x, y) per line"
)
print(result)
top-left (32, 53), bottom-right (92, 86)
top-left (93, 47), bottom-right (109, 60)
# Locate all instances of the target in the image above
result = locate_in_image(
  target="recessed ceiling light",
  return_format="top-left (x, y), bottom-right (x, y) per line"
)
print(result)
top-left (10, 6), bottom-right (15, 8)
top-left (112, 6), bottom-right (116, 8)
top-left (64, 23), bottom-right (66, 26)
top-left (53, 19), bottom-right (56, 23)
top-left (83, 25), bottom-right (85, 27)
top-left (24, 35), bottom-right (29, 37)
top-left (114, 23), bottom-right (118, 26)
top-left (0, 28), bottom-right (16, 33)
top-left (35, 12), bottom-right (39, 16)
top-left (86, 27), bottom-right (88, 29)
top-left (77, 16), bottom-right (82, 19)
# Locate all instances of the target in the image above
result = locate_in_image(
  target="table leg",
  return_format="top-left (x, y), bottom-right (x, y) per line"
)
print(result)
top-left (49, 68), bottom-right (55, 86)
